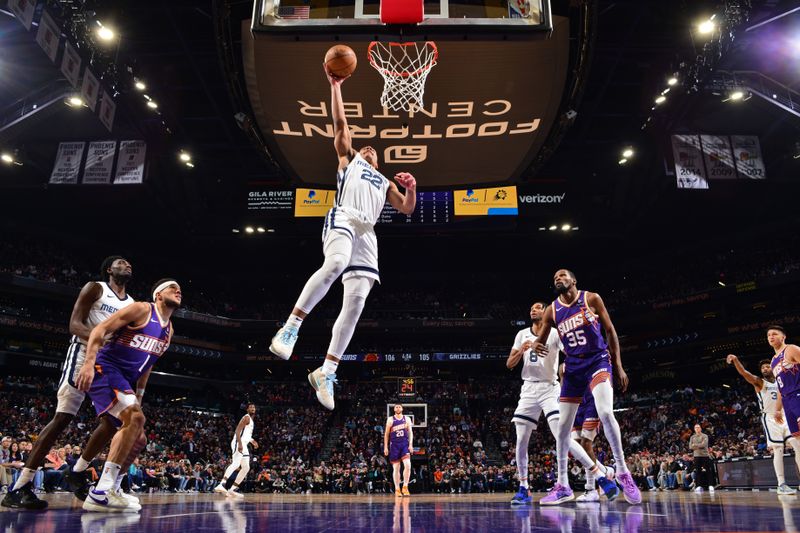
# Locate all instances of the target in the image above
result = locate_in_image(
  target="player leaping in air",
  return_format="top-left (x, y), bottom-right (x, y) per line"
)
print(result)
top-left (533, 269), bottom-right (641, 505)
top-left (269, 63), bottom-right (417, 411)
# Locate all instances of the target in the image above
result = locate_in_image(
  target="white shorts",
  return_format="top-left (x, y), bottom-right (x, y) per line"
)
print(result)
top-left (571, 424), bottom-right (599, 442)
top-left (763, 413), bottom-right (792, 446)
top-left (511, 381), bottom-right (560, 429)
top-left (230, 443), bottom-right (251, 464)
top-left (322, 207), bottom-right (380, 284)
top-left (56, 342), bottom-right (87, 415)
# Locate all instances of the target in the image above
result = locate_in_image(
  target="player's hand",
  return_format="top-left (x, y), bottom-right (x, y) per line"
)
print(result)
top-left (615, 365), bottom-right (629, 393)
top-left (726, 354), bottom-right (738, 365)
top-left (533, 341), bottom-right (549, 357)
top-left (775, 411), bottom-right (784, 425)
top-left (238, 443), bottom-right (243, 453)
top-left (323, 64), bottom-right (349, 86)
top-left (394, 172), bottom-right (416, 191)
top-left (75, 364), bottom-right (95, 392)
top-left (519, 340), bottom-right (533, 354)
top-left (251, 440), bottom-right (259, 449)
top-left (384, 446), bottom-right (389, 456)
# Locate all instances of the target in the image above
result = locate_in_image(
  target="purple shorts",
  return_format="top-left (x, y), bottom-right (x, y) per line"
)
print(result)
top-left (782, 390), bottom-right (800, 437)
top-left (560, 350), bottom-right (613, 404)
top-left (573, 390), bottom-right (599, 430)
top-left (87, 363), bottom-right (135, 425)
top-left (389, 442), bottom-right (410, 464)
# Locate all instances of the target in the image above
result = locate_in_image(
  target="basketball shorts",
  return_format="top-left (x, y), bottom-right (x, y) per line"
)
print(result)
top-left (87, 363), bottom-right (137, 426)
top-left (511, 381), bottom-right (560, 429)
top-left (780, 390), bottom-right (800, 439)
top-left (322, 206), bottom-right (380, 284)
top-left (389, 441), bottom-right (410, 464)
top-left (572, 391), bottom-right (600, 441)
top-left (560, 351), bottom-right (613, 403)
top-left (56, 342), bottom-right (87, 415)
top-left (762, 412), bottom-right (792, 446)
top-left (230, 441), bottom-right (250, 460)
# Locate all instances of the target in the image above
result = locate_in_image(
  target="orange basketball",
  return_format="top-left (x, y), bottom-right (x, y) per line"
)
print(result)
top-left (324, 45), bottom-right (357, 79)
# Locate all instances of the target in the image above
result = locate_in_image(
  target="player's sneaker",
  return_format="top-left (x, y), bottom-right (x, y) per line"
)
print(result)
top-left (539, 483), bottom-right (574, 505)
top-left (228, 488), bottom-right (244, 499)
top-left (308, 368), bottom-right (336, 410)
top-left (115, 488), bottom-right (140, 505)
top-left (64, 466), bottom-right (93, 501)
top-left (576, 490), bottom-right (600, 503)
top-left (83, 489), bottom-right (141, 512)
top-left (510, 486), bottom-right (532, 505)
top-left (597, 475), bottom-right (620, 502)
top-left (617, 472), bottom-right (641, 504)
top-left (214, 483), bottom-right (228, 495)
top-left (395, 489), bottom-right (403, 497)
top-left (777, 483), bottom-right (796, 495)
top-left (269, 325), bottom-right (298, 360)
top-left (402, 486), bottom-right (410, 497)
top-left (1, 483), bottom-right (48, 510)
top-left (693, 486), bottom-right (703, 493)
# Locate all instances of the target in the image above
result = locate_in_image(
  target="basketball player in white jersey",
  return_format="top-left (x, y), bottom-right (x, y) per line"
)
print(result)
top-left (269, 64), bottom-right (417, 410)
top-left (727, 353), bottom-right (800, 494)
top-left (508, 302), bottom-right (619, 505)
top-left (2, 256), bottom-right (134, 510)
top-left (215, 403), bottom-right (258, 498)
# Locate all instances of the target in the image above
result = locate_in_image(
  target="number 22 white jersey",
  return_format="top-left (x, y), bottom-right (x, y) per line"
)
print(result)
top-left (512, 328), bottom-right (563, 383)
top-left (335, 153), bottom-right (390, 226)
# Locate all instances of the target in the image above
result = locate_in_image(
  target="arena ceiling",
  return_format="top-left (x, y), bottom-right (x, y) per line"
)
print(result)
top-left (1, 0), bottom-right (799, 250)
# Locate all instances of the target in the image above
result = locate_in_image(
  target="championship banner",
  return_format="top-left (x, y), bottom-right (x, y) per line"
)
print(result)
top-left (9, 0), bottom-right (36, 30)
top-left (671, 134), bottom-right (708, 189)
top-left (60, 41), bottom-right (82, 88)
top-left (731, 135), bottom-right (766, 179)
top-left (294, 188), bottom-right (334, 217)
top-left (49, 142), bottom-right (85, 184)
top-left (700, 135), bottom-right (736, 180)
top-left (35, 10), bottom-right (60, 63)
top-left (453, 186), bottom-right (518, 215)
top-left (113, 141), bottom-right (147, 184)
top-left (99, 91), bottom-right (116, 132)
top-left (83, 141), bottom-right (117, 184)
top-left (80, 69), bottom-right (100, 111)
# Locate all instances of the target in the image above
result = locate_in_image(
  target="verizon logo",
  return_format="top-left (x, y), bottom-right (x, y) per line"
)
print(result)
top-left (518, 193), bottom-right (565, 204)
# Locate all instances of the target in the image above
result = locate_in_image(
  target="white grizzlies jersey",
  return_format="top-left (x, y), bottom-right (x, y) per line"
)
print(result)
top-left (335, 153), bottom-right (390, 226)
top-left (232, 415), bottom-right (255, 454)
top-left (757, 380), bottom-right (781, 415)
top-left (513, 328), bottom-right (563, 382)
top-left (70, 281), bottom-right (135, 345)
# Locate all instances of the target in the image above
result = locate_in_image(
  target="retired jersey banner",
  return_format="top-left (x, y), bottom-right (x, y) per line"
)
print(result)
top-left (9, 0), bottom-right (36, 30)
top-left (35, 10), bottom-right (60, 63)
top-left (50, 142), bottom-right (85, 184)
top-left (700, 135), bottom-right (736, 180)
top-left (294, 188), bottom-right (334, 217)
top-left (83, 141), bottom-right (117, 184)
top-left (453, 186), bottom-right (518, 215)
top-left (99, 91), bottom-right (116, 132)
top-left (114, 141), bottom-right (147, 184)
top-left (672, 135), bottom-right (708, 189)
top-left (60, 41), bottom-right (82, 88)
top-left (81, 69), bottom-right (100, 111)
top-left (731, 135), bottom-right (766, 179)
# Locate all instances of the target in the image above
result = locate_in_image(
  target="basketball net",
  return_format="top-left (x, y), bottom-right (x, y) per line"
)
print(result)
top-left (367, 41), bottom-right (438, 112)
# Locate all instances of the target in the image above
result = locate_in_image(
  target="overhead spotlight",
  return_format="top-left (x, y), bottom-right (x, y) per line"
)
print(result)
top-left (618, 158), bottom-right (628, 165)
top-left (134, 80), bottom-right (146, 91)
top-left (718, 281), bottom-right (726, 287)
top-left (729, 90), bottom-right (744, 101)
top-left (661, 88), bottom-right (670, 95)
top-left (185, 162), bottom-right (195, 168)
top-left (257, 227), bottom-right (266, 233)
top-left (1, 153), bottom-right (13, 164)
top-left (697, 16), bottom-right (716, 34)
top-left (723, 90), bottom-right (750, 103)
top-left (561, 224), bottom-right (571, 231)
top-left (96, 22), bottom-right (115, 41)
top-left (622, 148), bottom-right (634, 159)
top-left (538, 227), bottom-right (546, 231)
top-left (65, 96), bottom-right (84, 107)
top-left (667, 77), bottom-right (678, 86)
top-left (655, 95), bottom-right (666, 105)
top-left (179, 152), bottom-right (192, 162)
top-left (267, 228), bottom-right (276, 233)
top-left (232, 229), bottom-right (241, 233)
top-left (245, 227), bottom-right (255, 234)
top-left (548, 225), bottom-right (557, 231)
top-left (571, 226), bottom-right (579, 231)
top-left (146, 101), bottom-right (158, 109)
top-left (772, 93), bottom-right (778, 99)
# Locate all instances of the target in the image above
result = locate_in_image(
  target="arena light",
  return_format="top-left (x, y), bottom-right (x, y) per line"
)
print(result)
top-left (661, 88), bottom-right (670, 95)
top-left (267, 228), bottom-right (276, 233)
top-left (618, 158), bottom-right (628, 165)
top-left (65, 96), bottom-right (84, 107)
top-left (231, 228), bottom-right (240, 233)
top-left (146, 101), bottom-right (158, 109)
top-left (96, 22), bottom-right (116, 42)
top-left (134, 80), bottom-right (146, 91)
top-left (245, 226), bottom-right (255, 234)
top-left (185, 162), bottom-right (195, 168)
top-left (561, 224), bottom-right (571, 231)
top-left (729, 90), bottom-right (744, 101)
top-left (718, 281), bottom-right (726, 287)
top-left (257, 227), bottom-right (266, 233)
top-left (538, 227), bottom-right (546, 231)
top-left (698, 16), bottom-right (716, 35)
top-left (667, 77), bottom-right (678, 86)
top-left (1, 153), bottom-right (13, 164)
top-left (622, 147), bottom-right (634, 159)
top-left (548, 225), bottom-right (557, 231)
top-left (655, 95), bottom-right (666, 105)
top-left (179, 152), bottom-right (192, 162)
top-left (571, 226), bottom-right (579, 231)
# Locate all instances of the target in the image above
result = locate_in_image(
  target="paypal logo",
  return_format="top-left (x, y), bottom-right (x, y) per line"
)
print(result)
top-left (304, 189), bottom-right (320, 204)
top-left (462, 189), bottom-right (478, 203)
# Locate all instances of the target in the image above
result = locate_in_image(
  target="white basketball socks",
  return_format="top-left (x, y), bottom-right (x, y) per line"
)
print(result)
top-left (95, 461), bottom-right (121, 492)
top-left (12, 468), bottom-right (36, 491)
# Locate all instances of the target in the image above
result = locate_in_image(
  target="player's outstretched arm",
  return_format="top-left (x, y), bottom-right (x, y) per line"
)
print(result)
top-left (725, 354), bottom-right (764, 390)
top-left (69, 282), bottom-right (103, 342)
top-left (387, 173), bottom-right (417, 215)
top-left (587, 292), bottom-right (628, 393)
top-left (76, 302), bottom-right (151, 391)
top-left (325, 65), bottom-right (354, 169)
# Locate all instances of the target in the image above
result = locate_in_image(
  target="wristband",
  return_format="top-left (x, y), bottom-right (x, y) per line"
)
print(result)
top-left (137, 388), bottom-right (146, 396)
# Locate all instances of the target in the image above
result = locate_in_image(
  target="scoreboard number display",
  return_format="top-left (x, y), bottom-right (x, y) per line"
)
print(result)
top-left (398, 377), bottom-right (417, 398)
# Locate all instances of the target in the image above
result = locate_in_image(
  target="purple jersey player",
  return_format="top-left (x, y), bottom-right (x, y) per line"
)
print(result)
top-left (384, 404), bottom-right (414, 497)
top-left (533, 269), bottom-right (641, 505)
top-left (768, 325), bottom-right (800, 440)
top-left (76, 278), bottom-right (181, 513)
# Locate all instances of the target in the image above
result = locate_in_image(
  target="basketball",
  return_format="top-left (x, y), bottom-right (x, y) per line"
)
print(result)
top-left (324, 45), bottom-right (357, 79)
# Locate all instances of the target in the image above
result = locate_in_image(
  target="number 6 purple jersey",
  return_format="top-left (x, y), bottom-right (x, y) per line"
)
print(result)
top-left (552, 290), bottom-right (608, 357)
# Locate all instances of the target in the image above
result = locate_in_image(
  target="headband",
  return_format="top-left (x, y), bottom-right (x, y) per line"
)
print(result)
top-left (152, 281), bottom-right (176, 302)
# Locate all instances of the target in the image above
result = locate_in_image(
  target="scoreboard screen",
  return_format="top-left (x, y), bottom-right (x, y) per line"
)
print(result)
top-left (378, 191), bottom-right (452, 225)
top-left (398, 378), bottom-right (417, 398)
